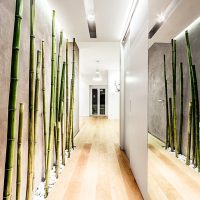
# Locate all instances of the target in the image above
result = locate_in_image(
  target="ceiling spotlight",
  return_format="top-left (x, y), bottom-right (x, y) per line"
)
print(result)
top-left (96, 69), bottom-right (100, 74)
top-left (93, 69), bottom-right (102, 81)
top-left (87, 14), bottom-right (95, 21)
top-left (156, 13), bottom-right (165, 23)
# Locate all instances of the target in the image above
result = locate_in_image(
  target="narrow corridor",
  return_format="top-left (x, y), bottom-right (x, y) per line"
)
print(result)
top-left (47, 117), bottom-right (143, 200)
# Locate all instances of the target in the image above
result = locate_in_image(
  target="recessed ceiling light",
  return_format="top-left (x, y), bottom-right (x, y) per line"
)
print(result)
top-left (96, 69), bottom-right (100, 74)
top-left (156, 13), bottom-right (165, 23)
top-left (93, 69), bottom-right (102, 81)
top-left (87, 14), bottom-right (95, 21)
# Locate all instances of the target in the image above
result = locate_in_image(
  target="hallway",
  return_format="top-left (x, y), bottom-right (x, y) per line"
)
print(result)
top-left (47, 117), bottom-right (143, 200)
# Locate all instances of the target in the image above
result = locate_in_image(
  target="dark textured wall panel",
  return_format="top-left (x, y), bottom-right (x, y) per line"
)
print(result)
top-left (148, 43), bottom-right (171, 142)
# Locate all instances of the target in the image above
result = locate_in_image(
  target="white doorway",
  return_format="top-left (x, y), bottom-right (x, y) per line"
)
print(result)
top-left (90, 86), bottom-right (107, 116)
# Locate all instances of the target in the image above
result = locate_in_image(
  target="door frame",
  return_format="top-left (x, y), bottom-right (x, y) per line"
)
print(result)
top-left (89, 85), bottom-right (108, 116)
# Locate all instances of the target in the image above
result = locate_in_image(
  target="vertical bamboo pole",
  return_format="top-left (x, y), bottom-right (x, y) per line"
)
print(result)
top-left (32, 50), bottom-right (41, 189)
top-left (16, 103), bottom-right (24, 200)
top-left (26, 0), bottom-right (35, 198)
top-left (163, 54), bottom-right (169, 148)
top-left (59, 63), bottom-right (66, 164)
top-left (68, 79), bottom-right (73, 157)
top-left (71, 90), bottom-right (75, 150)
top-left (170, 40), bottom-right (174, 151)
top-left (45, 10), bottom-right (56, 197)
top-left (172, 39), bottom-right (178, 157)
top-left (58, 62), bottom-right (66, 165)
top-left (59, 62), bottom-right (66, 120)
top-left (61, 107), bottom-right (65, 165)
top-left (178, 63), bottom-right (184, 154)
top-left (54, 122), bottom-right (57, 157)
top-left (169, 98), bottom-right (174, 151)
top-left (186, 102), bottom-right (192, 165)
top-left (65, 39), bottom-right (69, 150)
top-left (54, 37), bottom-right (57, 160)
top-left (192, 65), bottom-right (199, 170)
top-left (56, 31), bottom-right (63, 121)
top-left (185, 31), bottom-right (196, 163)
top-left (56, 122), bottom-right (61, 178)
top-left (3, 0), bottom-right (23, 199)
top-left (41, 41), bottom-right (48, 172)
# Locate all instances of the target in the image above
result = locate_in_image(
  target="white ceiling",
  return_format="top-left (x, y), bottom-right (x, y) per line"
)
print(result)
top-left (149, 0), bottom-right (200, 46)
top-left (48, 0), bottom-right (133, 42)
top-left (48, 0), bottom-right (128, 79)
top-left (78, 42), bottom-right (120, 74)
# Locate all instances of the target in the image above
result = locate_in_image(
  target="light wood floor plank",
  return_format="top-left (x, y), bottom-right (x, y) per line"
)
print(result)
top-left (148, 134), bottom-right (200, 200)
top-left (47, 117), bottom-right (142, 200)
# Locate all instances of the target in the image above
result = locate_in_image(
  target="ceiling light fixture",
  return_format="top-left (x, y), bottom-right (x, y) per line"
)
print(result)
top-left (93, 70), bottom-right (102, 81)
top-left (149, 0), bottom-right (182, 39)
top-left (83, 0), bottom-right (97, 38)
top-left (156, 13), bottom-right (165, 23)
top-left (87, 13), bottom-right (95, 21)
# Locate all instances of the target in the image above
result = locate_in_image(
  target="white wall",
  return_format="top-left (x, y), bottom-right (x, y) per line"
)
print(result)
top-left (79, 77), bottom-right (90, 116)
top-left (79, 73), bottom-right (108, 117)
top-left (79, 70), bottom-right (120, 119)
top-left (121, 0), bottom-right (148, 199)
top-left (108, 70), bottom-right (120, 119)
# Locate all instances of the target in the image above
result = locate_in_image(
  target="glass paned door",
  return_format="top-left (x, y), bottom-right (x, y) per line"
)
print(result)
top-left (100, 89), bottom-right (105, 115)
top-left (90, 86), bottom-right (107, 116)
top-left (92, 89), bottom-right (98, 115)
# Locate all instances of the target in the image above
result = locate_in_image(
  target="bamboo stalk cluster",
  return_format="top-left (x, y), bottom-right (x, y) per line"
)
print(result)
top-left (3, 1), bottom-right (77, 199)
top-left (164, 31), bottom-right (200, 171)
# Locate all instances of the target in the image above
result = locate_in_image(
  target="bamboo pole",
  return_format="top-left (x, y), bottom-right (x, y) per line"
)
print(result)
top-left (169, 97), bottom-right (174, 151)
top-left (68, 39), bottom-right (76, 156)
top-left (32, 50), bottom-right (41, 189)
top-left (170, 40), bottom-right (174, 151)
top-left (71, 89), bottom-right (75, 150)
top-left (56, 122), bottom-right (61, 178)
top-left (45, 10), bottom-right (56, 197)
top-left (59, 63), bottom-right (66, 164)
top-left (172, 39), bottom-right (178, 156)
top-left (56, 32), bottom-right (63, 121)
top-left (178, 62), bottom-right (183, 154)
top-left (186, 102), bottom-right (192, 165)
top-left (68, 79), bottom-right (73, 157)
top-left (65, 39), bottom-right (69, 150)
top-left (16, 103), bottom-right (24, 200)
top-left (26, 0), bottom-right (36, 198)
top-left (163, 54), bottom-right (169, 149)
top-left (54, 37), bottom-right (57, 161)
top-left (192, 65), bottom-right (200, 170)
top-left (41, 41), bottom-right (48, 172)
top-left (59, 62), bottom-right (66, 120)
top-left (185, 31), bottom-right (196, 163)
top-left (3, 0), bottom-right (23, 199)
top-left (61, 106), bottom-right (65, 165)
top-left (54, 121), bottom-right (57, 158)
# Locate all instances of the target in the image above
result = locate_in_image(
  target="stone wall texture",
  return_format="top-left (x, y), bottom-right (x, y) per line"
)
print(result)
top-left (0, 0), bottom-right (79, 199)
